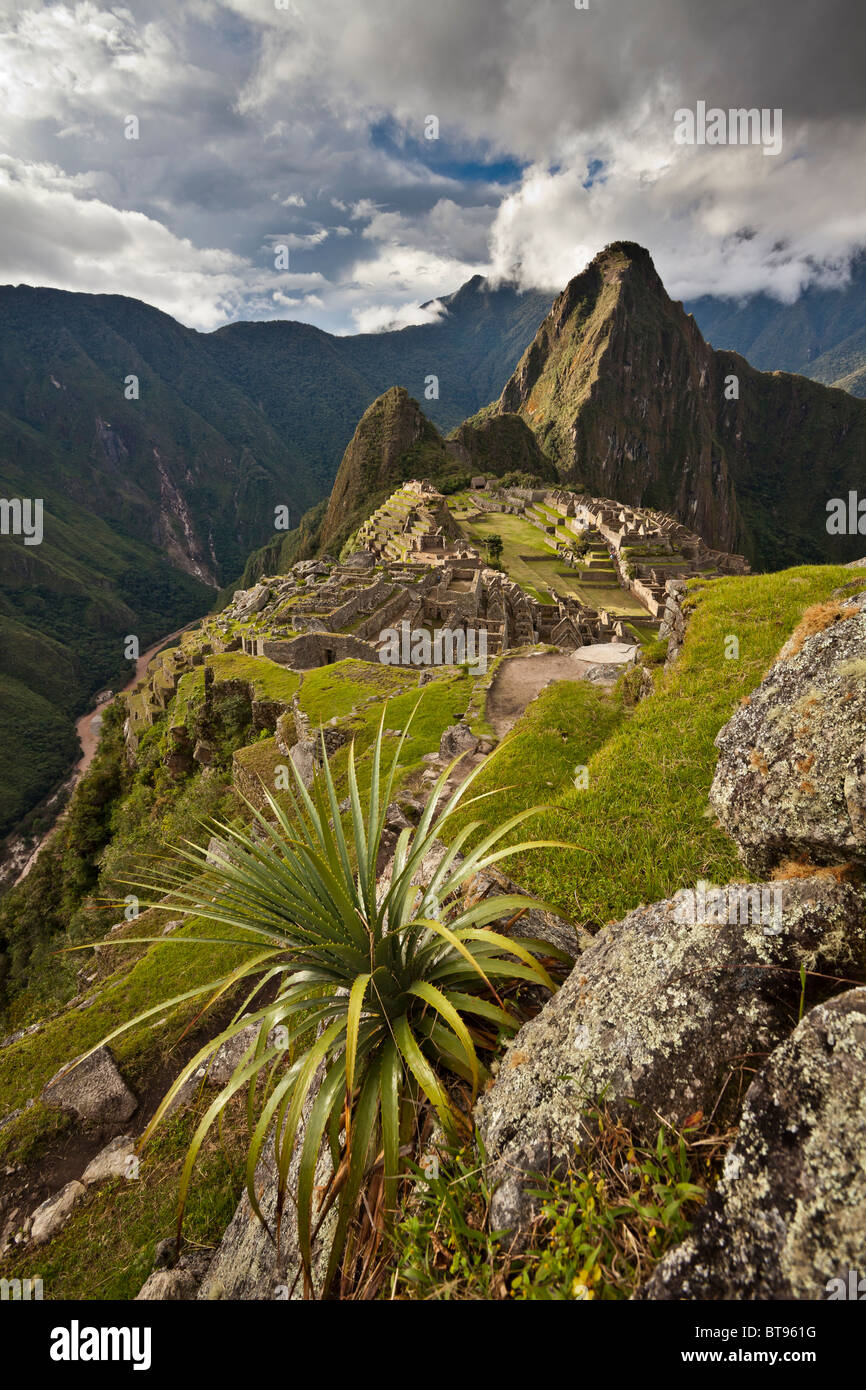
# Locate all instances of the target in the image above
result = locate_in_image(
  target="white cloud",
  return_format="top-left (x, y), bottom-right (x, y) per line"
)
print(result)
top-left (0, 0), bottom-right (863, 335)
top-left (487, 111), bottom-right (866, 304)
top-left (0, 156), bottom-right (324, 329)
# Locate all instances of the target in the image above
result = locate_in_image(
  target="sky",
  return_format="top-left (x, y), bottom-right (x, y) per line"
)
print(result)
top-left (0, 0), bottom-right (864, 335)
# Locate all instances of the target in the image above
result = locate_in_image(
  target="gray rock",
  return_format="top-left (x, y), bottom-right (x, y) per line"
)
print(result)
top-left (476, 876), bottom-right (866, 1242)
top-left (289, 738), bottom-right (317, 789)
top-left (206, 836), bottom-right (231, 867)
top-left (640, 988), bottom-right (866, 1300)
top-left (41, 1046), bottom-right (137, 1126)
top-left (231, 584), bottom-right (270, 620)
top-left (384, 801), bottom-right (412, 832)
top-left (30, 1181), bottom-right (86, 1245)
top-left (710, 589), bottom-right (866, 874)
top-left (135, 1266), bottom-right (198, 1300)
top-left (206, 1020), bottom-right (287, 1086)
top-left (198, 1061), bottom-right (337, 1301)
top-left (439, 723), bottom-right (481, 759)
top-left (81, 1135), bottom-right (136, 1186)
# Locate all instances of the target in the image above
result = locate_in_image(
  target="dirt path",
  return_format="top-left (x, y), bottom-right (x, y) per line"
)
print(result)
top-left (486, 644), bottom-right (637, 740)
top-left (486, 653), bottom-right (593, 739)
top-left (71, 622), bottom-right (196, 780)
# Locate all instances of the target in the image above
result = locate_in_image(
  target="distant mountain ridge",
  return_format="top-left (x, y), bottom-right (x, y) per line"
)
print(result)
top-left (0, 277), bottom-right (552, 838)
top-left (3, 247), bottom-right (866, 844)
top-left (687, 251), bottom-right (866, 397)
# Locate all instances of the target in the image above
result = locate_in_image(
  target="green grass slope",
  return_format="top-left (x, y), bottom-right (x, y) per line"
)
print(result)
top-left (446, 565), bottom-right (857, 925)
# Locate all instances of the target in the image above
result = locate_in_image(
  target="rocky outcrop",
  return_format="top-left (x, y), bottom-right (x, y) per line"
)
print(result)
top-left (641, 988), bottom-right (866, 1300)
top-left (710, 589), bottom-right (866, 874)
top-left (476, 876), bottom-right (866, 1242)
top-left (41, 1046), bottom-right (137, 1127)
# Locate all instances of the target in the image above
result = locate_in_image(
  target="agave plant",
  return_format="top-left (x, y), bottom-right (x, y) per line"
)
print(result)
top-left (92, 704), bottom-right (569, 1296)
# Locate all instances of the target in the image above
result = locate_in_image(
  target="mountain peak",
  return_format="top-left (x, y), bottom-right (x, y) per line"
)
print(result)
top-left (495, 243), bottom-right (866, 565)
top-left (319, 387), bottom-right (447, 551)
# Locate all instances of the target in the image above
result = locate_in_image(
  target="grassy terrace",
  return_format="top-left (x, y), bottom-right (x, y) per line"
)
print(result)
top-left (298, 658), bottom-right (418, 725)
top-left (444, 565), bottom-right (856, 928)
top-left (455, 509), bottom-right (645, 613)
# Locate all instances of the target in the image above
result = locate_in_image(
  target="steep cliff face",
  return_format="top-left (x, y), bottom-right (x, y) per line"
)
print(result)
top-left (494, 243), bottom-right (866, 567)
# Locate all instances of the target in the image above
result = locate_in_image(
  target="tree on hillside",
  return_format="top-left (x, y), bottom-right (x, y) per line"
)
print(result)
top-left (485, 533), bottom-right (504, 568)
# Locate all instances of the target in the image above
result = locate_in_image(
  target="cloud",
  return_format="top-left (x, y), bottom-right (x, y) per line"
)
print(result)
top-left (487, 113), bottom-right (866, 304)
top-left (0, 156), bottom-right (323, 329)
top-left (0, 0), bottom-right (862, 332)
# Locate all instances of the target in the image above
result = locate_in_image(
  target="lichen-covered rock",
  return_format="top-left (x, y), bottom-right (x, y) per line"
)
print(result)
top-left (439, 724), bottom-right (480, 759)
top-left (640, 988), bottom-right (866, 1300)
top-left (41, 1046), bottom-right (137, 1127)
top-left (476, 876), bottom-right (866, 1241)
top-left (710, 590), bottom-right (866, 874)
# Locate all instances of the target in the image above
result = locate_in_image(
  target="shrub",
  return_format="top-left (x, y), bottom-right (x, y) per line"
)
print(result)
top-left (90, 705), bottom-right (569, 1296)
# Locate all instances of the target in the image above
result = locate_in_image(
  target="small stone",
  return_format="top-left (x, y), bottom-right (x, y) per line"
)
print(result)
top-left (81, 1135), bottom-right (136, 1186)
top-left (30, 1181), bottom-right (86, 1245)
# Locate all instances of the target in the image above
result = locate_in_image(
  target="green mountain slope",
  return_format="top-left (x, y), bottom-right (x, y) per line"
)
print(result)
top-left (0, 279), bottom-right (552, 839)
top-left (687, 251), bottom-right (866, 397)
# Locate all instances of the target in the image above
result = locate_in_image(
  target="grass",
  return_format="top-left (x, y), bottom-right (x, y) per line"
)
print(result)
top-left (450, 679), bottom-right (624, 842)
top-left (298, 658), bottom-right (419, 726)
top-left (0, 1104), bottom-right (247, 1300)
top-left (0, 913), bottom-right (261, 1163)
top-left (386, 1112), bottom-right (715, 1301)
top-left (443, 565), bottom-right (855, 927)
top-left (312, 670), bottom-right (475, 810)
top-left (205, 652), bottom-right (302, 703)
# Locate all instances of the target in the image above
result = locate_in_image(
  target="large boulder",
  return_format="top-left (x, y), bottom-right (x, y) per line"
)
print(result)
top-left (641, 988), bottom-right (866, 1300)
top-left (41, 1046), bottom-right (137, 1127)
top-left (710, 589), bottom-right (866, 875)
top-left (476, 875), bottom-right (866, 1241)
